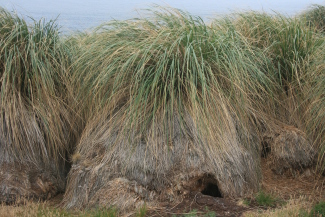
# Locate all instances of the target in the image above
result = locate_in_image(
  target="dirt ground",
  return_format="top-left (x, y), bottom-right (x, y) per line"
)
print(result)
top-left (145, 159), bottom-right (325, 216)
top-left (260, 159), bottom-right (325, 201)
top-left (148, 191), bottom-right (247, 216)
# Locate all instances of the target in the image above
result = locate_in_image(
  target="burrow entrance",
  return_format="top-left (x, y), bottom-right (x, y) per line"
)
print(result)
top-left (201, 182), bottom-right (222, 197)
top-left (197, 174), bottom-right (223, 198)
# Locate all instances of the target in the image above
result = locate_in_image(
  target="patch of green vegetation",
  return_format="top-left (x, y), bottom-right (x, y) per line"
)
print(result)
top-left (184, 209), bottom-right (198, 217)
top-left (85, 207), bottom-right (118, 217)
top-left (310, 201), bottom-right (325, 217)
top-left (34, 206), bottom-right (118, 217)
top-left (136, 204), bottom-right (147, 217)
top-left (204, 206), bottom-right (216, 217)
top-left (243, 198), bottom-right (252, 206)
top-left (298, 208), bottom-right (310, 217)
top-left (36, 206), bottom-right (74, 217)
top-left (205, 211), bottom-right (217, 217)
top-left (255, 191), bottom-right (277, 207)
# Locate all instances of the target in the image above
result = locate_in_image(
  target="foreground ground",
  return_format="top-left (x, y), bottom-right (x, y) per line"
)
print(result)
top-left (1, 160), bottom-right (324, 217)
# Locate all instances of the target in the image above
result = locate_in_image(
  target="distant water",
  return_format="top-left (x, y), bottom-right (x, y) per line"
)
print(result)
top-left (1, 0), bottom-right (325, 33)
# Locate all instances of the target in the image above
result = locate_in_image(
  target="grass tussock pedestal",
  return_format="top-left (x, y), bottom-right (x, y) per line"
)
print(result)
top-left (62, 7), bottom-right (271, 211)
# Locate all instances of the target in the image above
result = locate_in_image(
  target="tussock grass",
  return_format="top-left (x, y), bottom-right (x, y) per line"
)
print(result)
top-left (61, 6), bottom-right (325, 211)
top-left (301, 4), bottom-right (325, 33)
top-left (305, 45), bottom-right (325, 172)
top-left (231, 11), bottom-right (324, 124)
top-left (72, 6), bottom-right (271, 156)
top-left (1, 3), bottom-right (325, 211)
top-left (0, 7), bottom-right (74, 179)
top-left (230, 11), bottom-right (325, 172)
top-left (233, 12), bottom-right (321, 86)
top-left (63, 6), bottom-right (277, 209)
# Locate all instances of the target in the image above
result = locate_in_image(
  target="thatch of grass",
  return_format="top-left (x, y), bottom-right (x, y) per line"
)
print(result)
top-left (0, 8), bottom-right (75, 202)
top-left (63, 7), bottom-right (276, 210)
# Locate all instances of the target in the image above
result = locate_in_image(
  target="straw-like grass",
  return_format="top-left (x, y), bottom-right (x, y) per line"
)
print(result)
top-left (0, 8), bottom-right (75, 202)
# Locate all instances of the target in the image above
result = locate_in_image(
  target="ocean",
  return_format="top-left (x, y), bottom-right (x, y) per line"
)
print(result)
top-left (1, 0), bottom-right (324, 32)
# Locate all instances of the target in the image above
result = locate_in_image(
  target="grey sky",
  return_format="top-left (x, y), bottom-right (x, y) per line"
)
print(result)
top-left (1, 0), bottom-right (325, 31)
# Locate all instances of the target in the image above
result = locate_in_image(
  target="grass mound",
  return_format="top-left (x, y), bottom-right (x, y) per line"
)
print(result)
top-left (232, 11), bottom-right (324, 172)
top-left (63, 7), bottom-right (275, 211)
top-left (0, 8), bottom-right (75, 202)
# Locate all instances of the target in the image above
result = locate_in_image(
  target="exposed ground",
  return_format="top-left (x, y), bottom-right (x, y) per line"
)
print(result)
top-left (0, 160), bottom-right (324, 217)
top-left (146, 159), bottom-right (325, 216)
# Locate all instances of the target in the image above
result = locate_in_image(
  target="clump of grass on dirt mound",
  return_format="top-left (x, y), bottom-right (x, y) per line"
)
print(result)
top-left (63, 7), bottom-right (274, 212)
top-left (0, 8), bottom-right (75, 202)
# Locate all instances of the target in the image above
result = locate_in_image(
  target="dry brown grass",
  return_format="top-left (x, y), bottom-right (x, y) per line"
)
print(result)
top-left (260, 159), bottom-right (325, 201)
top-left (242, 159), bottom-right (325, 217)
top-left (0, 202), bottom-right (67, 217)
top-left (0, 200), bottom-right (118, 217)
top-left (243, 196), bottom-right (312, 217)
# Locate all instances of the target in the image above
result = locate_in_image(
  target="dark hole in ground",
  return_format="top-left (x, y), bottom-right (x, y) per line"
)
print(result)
top-left (261, 141), bottom-right (271, 158)
top-left (201, 182), bottom-right (222, 198)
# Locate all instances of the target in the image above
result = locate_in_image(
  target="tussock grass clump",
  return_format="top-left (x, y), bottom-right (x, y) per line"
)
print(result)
top-left (63, 7), bottom-right (274, 210)
top-left (233, 12), bottom-right (322, 90)
top-left (301, 4), bottom-right (325, 33)
top-left (72, 7), bottom-right (273, 124)
top-left (72, 7), bottom-right (273, 143)
top-left (231, 11), bottom-right (324, 173)
top-left (0, 8), bottom-right (75, 202)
